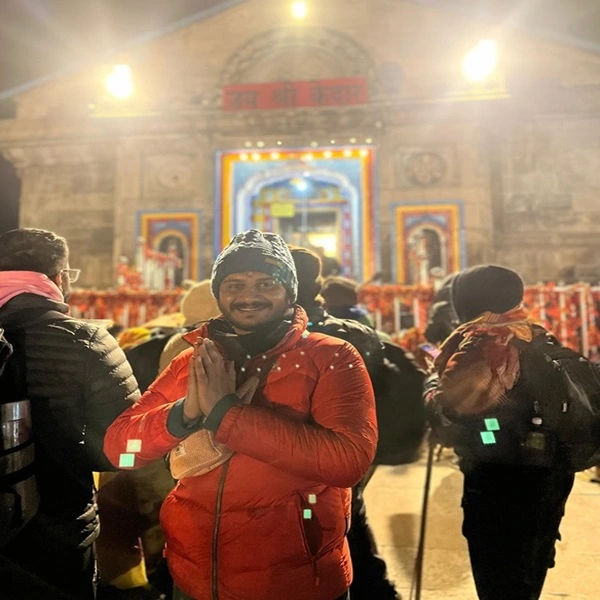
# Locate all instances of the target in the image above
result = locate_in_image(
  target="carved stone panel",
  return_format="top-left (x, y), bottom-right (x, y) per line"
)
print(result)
top-left (143, 154), bottom-right (198, 197)
top-left (395, 146), bottom-right (459, 188)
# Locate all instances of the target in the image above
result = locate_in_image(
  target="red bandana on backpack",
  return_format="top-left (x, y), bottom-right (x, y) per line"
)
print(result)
top-left (434, 307), bottom-right (534, 416)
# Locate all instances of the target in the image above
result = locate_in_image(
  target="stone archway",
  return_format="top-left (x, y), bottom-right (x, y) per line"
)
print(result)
top-left (218, 25), bottom-right (378, 91)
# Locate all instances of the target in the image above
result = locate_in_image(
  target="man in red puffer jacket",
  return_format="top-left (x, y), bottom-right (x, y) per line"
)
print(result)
top-left (104, 229), bottom-right (378, 600)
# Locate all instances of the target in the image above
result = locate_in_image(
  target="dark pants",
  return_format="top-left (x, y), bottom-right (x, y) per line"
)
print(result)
top-left (347, 465), bottom-right (399, 600)
top-left (461, 463), bottom-right (574, 600)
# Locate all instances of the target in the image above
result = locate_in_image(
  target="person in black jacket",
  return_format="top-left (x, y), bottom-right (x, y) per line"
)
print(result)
top-left (290, 246), bottom-right (401, 600)
top-left (0, 228), bottom-right (140, 600)
top-left (425, 265), bottom-right (575, 600)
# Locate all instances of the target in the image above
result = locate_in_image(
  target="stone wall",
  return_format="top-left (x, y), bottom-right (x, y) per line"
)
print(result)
top-left (1, 0), bottom-right (600, 286)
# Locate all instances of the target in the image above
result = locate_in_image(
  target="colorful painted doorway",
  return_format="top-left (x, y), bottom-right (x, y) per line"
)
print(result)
top-left (391, 201), bottom-right (466, 284)
top-left (216, 147), bottom-right (378, 281)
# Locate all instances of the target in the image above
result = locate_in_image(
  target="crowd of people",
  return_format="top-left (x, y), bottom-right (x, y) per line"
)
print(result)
top-left (1, 226), bottom-right (599, 600)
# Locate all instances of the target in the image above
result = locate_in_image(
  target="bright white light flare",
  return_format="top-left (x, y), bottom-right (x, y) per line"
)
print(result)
top-left (462, 40), bottom-right (498, 83)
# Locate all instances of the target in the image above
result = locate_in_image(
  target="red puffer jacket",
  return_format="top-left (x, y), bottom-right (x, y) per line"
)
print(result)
top-left (104, 308), bottom-right (377, 600)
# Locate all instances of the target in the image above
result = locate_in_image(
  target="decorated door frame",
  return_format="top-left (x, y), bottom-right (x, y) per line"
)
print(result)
top-left (390, 201), bottom-right (465, 284)
top-left (136, 210), bottom-right (203, 282)
top-left (215, 146), bottom-right (379, 281)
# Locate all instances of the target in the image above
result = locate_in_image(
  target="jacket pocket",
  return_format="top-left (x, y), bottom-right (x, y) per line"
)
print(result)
top-left (297, 492), bottom-right (345, 559)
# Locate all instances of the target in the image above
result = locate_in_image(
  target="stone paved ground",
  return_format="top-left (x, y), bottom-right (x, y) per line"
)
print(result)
top-left (364, 454), bottom-right (600, 600)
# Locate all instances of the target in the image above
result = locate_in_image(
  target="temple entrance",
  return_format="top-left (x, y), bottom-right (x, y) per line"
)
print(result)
top-left (217, 147), bottom-right (378, 281)
top-left (250, 176), bottom-right (350, 274)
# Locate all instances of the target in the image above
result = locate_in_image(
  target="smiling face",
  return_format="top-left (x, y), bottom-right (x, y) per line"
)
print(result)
top-left (217, 271), bottom-right (292, 334)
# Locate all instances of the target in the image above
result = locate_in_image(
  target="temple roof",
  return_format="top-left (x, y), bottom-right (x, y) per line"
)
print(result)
top-left (1, 0), bottom-right (599, 100)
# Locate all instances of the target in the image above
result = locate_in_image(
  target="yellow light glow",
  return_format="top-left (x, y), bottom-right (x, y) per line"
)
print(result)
top-left (257, 141), bottom-right (265, 148)
top-left (240, 153), bottom-right (249, 161)
top-left (359, 149), bottom-right (369, 157)
top-left (343, 149), bottom-right (353, 157)
top-left (323, 150), bottom-right (333, 158)
top-left (308, 233), bottom-right (337, 257)
top-left (303, 153), bottom-right (314, 161)
top-left (462, 39), bottom-right (498, 83)
top-left (365, 138), bottom-right (373, 144)
top-left (251, 152), bottom-right (261, 161)
top-left (291, 1), bottom-right (308, 19)
top-left (105, 64), bottom-right (133, 99)
top-left (270, 152), bottom-right (280, 160)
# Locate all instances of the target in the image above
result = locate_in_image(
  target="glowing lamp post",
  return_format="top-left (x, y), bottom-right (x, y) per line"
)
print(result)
top-left (105, 64), bottom-right (133, 99)
top-left (462, 40), bottom-right (498, 83)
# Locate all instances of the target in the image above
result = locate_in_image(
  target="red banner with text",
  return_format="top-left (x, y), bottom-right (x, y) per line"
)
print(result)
top-left (222, 77), bottom-right (368, 111)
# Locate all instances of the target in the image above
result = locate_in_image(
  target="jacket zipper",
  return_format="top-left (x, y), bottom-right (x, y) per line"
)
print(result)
top-left (212, 461), bottom-right (229, 600)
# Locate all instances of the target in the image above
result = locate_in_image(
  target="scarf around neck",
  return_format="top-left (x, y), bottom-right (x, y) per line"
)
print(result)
top-left (0, 271), bottom-right (65, 310)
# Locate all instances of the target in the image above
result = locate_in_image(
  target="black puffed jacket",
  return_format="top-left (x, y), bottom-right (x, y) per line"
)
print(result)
top-left (303, 305), bottom-right (385, 381)
top-left (0, 293), bottom-right (139, 550)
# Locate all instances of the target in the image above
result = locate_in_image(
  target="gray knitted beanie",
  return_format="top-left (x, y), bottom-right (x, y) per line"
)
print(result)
top-left (211, 229), bottom-right (298, 302)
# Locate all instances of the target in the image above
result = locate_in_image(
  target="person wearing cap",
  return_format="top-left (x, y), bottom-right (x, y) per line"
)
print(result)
top-left (104, 230), bottom-right (378, 600)
top-left (425, 265), bottom-right (575, 600)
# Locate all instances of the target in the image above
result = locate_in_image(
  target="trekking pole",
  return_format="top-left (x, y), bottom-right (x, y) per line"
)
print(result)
top-left (411, 438), bottom-right (436, 600)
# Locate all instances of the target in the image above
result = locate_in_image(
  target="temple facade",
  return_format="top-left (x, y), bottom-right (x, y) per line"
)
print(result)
top-left (1, 0), bottom-right (600, 288)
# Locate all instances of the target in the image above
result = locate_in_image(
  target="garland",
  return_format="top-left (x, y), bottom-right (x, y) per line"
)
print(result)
top-left (69, 283), bottom-right (600, 358)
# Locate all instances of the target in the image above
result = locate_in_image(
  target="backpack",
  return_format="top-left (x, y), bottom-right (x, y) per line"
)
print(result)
top-left (0, 327), bottom-right (39, 548)
top-left (431, 328), bottom-right (600, 471)
top-left (516, 331), bottom-right (600, 472)
top-left (373, 342), bottom-right (427, 465)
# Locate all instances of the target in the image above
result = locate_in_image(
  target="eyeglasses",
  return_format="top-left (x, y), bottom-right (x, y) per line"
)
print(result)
top-left (62, 268), bottom-right (81, 283)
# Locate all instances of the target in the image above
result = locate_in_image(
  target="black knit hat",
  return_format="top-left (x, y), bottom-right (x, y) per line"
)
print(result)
top-left (211, 230), bottom-right (298, 302)
top-left (451, 265), bottom-right (524, 323)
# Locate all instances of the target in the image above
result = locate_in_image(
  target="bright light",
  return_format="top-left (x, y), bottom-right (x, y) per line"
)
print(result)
top-left (105, 64), bottom-right (133, 99)
top-left (302, 153), bottom-right (314, 161)
top-left (323, 150), bottom-right (333, 158)
top-left (343, 149), bottom-right (353, 157)
top-left (291, 1), bottom-right (308, 19)
top-left (294, 178), bottom-right (308, 191)
top-left (359, 149), bottom-right (369, 157)
top-left (270, 152), bottom-right (280, 160)
top-left (365, 138), bottom-right (373, 144)
top-left (251, 152), bottom-right (261, 161)
top-left (240, 153), bottom-right (249, 161)
top-left (462, 40), bottom-right (498, 83)
top-left (350, 137), bottom-right (357, 143)
top-left (257, 141), bottom-right (265, 148)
